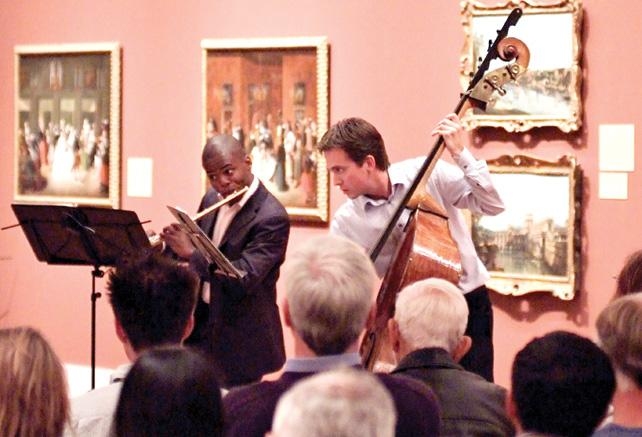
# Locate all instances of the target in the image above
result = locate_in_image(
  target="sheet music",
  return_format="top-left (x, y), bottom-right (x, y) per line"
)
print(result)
top-left (166, 205), bottom-right (245, 279)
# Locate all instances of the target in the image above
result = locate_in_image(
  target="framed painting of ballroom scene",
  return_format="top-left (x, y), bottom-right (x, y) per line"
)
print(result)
top-left (14, 43), bottom-right (121, 208)
top-left (460, 0), bottom-right (583, 132)
top-left (202, 36), bottom-right (329, 224)
top-left (470, 155), bottom-right (582, 300)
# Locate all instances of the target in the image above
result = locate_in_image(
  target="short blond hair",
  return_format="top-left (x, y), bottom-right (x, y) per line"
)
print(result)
top-left (0, 326), bottom-right (69, 436)
top-left (394, 278), bottom-right (468, 353)
top-left (284, 234), bottom-right (377, 355)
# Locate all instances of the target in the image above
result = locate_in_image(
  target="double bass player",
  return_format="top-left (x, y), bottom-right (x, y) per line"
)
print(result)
top-left (318, 113), bottom-right (504, 382)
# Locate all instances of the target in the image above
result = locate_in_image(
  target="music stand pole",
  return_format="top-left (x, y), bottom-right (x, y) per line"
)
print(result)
top-left (90, 266), bottom-right (104, 390)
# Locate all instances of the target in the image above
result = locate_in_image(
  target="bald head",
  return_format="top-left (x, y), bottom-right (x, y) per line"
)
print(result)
top-left (202, 134), bottom-right (245, 162)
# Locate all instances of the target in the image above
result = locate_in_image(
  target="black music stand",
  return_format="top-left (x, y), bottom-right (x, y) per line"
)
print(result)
top-left (10, 203), bottom-right (151, 389)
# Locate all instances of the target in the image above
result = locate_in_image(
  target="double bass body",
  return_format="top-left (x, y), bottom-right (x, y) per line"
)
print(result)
top-left (362, 196), bottom-right (462, 368)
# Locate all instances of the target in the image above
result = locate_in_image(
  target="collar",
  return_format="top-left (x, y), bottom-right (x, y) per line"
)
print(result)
top-left (393, 347), bottom-right (463, 373)
top-left (218, 175), bottom-right (259, 214)
top-left (354, 168), bottom-right (407, 211)
top-left (236, 175), bottom-right (259, 209)
top-left (110, 363), bottom-right (133, 384)
top-left (387, 161), bottom-right (414, 187)
top-left (283, 352), bottom-right (361, 373)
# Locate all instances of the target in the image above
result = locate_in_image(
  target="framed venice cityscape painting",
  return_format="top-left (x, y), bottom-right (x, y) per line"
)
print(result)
top-left (202, 36), bottom-right (329, 224)
top-left (471, 155), bottom-right (582, 300)
top-left (460, 0), bottom-right (583, 132)
top-left (14, 42), bottom-right (121, 208)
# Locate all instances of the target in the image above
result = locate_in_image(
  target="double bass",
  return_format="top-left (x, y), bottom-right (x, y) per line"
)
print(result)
top-left (361, 8), bottom-right (530, 369)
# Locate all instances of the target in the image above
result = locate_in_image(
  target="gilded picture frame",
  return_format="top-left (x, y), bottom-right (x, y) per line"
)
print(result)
top-left (14, 42), bottom-right (121, 208)
top-left (202, 37), bottom-right (329, 224)
top-left (471, 155), bottom-right (582, 300)
top-left (460, 0), bottom-right (583, 132)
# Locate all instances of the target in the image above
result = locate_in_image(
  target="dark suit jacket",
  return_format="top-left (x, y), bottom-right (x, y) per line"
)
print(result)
top-left (392, 347), bottom-right (514, 437)
top-left (223, 365), bottom-right (441, 437)
top-left (187, 181), bottom-right (289, 387)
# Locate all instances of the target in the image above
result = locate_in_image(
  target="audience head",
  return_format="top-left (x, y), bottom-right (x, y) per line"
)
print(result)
top-left (615, 249), bottom-right (642, 298)
top-left (596, 293), bottom-right (642, 389)
top-left (317, 117), bottom-right (390, 170)
top-left (0, 326), bottom-right (69, 437)
top-left (271, 367), bottom-right (396, 437)
top-left (390, 278), bottom-right (470, 361)
top-left (114, 346), bottom-right (223, 437)
top-left (284, 234), bottom-right (377, 355)
top-left (108, 251), bottom-right (198, 354)
top-left (509, 330), bottom-right (615, 437)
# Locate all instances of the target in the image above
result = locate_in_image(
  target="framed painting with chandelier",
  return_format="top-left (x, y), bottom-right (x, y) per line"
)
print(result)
top-left (202, 36), bottom-right (330, 224)
top-left (14, 42), bottom-right (121, 208)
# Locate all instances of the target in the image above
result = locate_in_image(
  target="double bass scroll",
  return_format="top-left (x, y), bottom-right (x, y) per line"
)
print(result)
top-left (466, 37), bottom-right (531, 113)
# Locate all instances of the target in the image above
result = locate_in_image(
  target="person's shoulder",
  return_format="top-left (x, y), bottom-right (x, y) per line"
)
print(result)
top-left (592, 423), bottom-right (642, 437)
top-left (66, 414), bottom-right (114, 437)
top-left (388, 157), bottom-right (425, 182)
top-left (396, 156), bottom-right (426, 166)
top-left (377, 371), bottom-right (431, 391)
top-left (472, 375), bottom-right (508, 399)
top-left (244, 183), bottom-right (289, 233)
top-left (376, 372), bottom-right (441, 436)
top-left (223, 378), bottom-right (288, 414)
top-left (223, 379), bottom-right (291, 437)
top-left (255, 182), bottom-right (288, 215)
top-left (68, 383), bottom-right (123, 437)
top-left (330, 200), bottom-right (362, 237)
top-left (390, 156), bottom-right (425, 169)
top-left (455, 366), bottom-right (506, 391)
top-left (376, 372), bottom-right (439, 405)
top-left (441, 369), bottom-right (511, 418)
top-left (333, 197), bottom-right (357, 218)
top-left (428, 365), bottom-right (507, 404)
top-left (71, 382), bottom-right (123, 417)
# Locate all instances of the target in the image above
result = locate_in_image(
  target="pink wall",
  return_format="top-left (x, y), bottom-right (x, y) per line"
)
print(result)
top-left (1, 0), bottom-right (641, 388)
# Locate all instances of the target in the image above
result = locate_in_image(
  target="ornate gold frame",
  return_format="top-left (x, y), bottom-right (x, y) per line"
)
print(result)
top-left (460, 0), bottom-right (583, 132)
top-left (14, 42), bottom-right (121, 208)
top-left (471, 155), bottom-right (582, 300)
top-left (201, 36), bottom-right (329, 224)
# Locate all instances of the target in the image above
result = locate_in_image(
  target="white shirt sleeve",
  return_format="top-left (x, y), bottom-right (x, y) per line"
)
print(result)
top-left (433, 148), bottom-right (504, 216)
